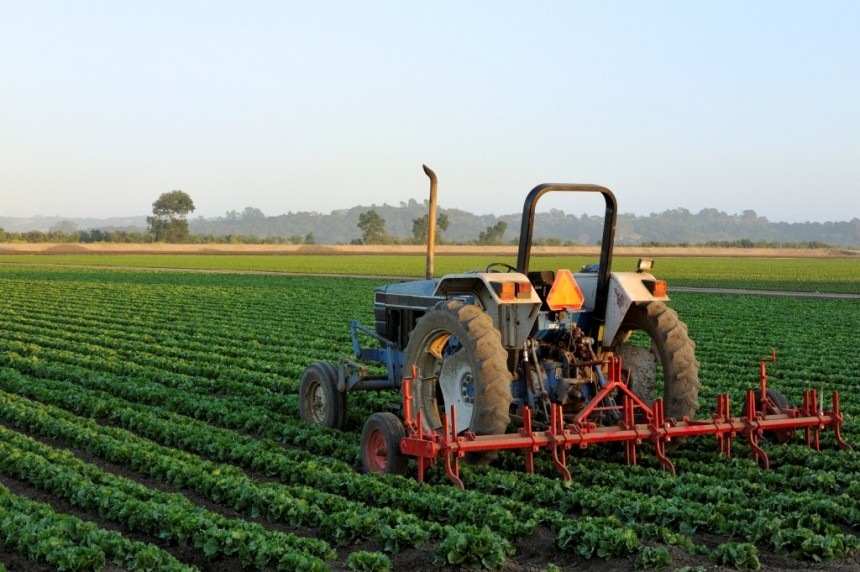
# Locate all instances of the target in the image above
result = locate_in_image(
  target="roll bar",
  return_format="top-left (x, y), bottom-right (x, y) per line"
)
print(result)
top-left (515, 184), bottom-right (617, 327)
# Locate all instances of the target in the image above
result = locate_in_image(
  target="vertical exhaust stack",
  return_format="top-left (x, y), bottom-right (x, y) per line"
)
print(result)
top-left (423, 164), bottom-right (438, 279)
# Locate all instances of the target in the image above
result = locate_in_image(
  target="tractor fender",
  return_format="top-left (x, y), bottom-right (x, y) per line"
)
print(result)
top-left (601, 272), bottom-right (669, 347)
top-left (434, 272), bottom-right (541, 349)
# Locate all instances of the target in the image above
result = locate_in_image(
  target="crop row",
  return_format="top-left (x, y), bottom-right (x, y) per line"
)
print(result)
top-left (0, 423), bottom-right (333, 570)
top-left (0, 484), bottom-right (193, 572)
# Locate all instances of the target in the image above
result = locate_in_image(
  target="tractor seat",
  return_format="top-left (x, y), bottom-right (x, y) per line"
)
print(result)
top-left (527, 271), bottom-right (555, 309)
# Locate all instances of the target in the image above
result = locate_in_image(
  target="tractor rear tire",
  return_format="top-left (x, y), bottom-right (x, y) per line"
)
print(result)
top-left (360, 412), bottom-right (408, 475)
top-left (299, 362), bottom-right (347, 429)
top-left (404, 299), bottom-right (512, 464)
top-left (612, 301), bottom-right (701, 421)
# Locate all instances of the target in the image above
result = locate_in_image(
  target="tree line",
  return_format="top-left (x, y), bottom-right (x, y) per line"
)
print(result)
top-left (3, 191), bottom-right (859, 247)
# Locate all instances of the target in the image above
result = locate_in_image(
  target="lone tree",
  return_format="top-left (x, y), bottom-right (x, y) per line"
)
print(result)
top-left (477, 221), bottom-right (507, 245)
top-left (412, 212), bottom-right (449, 244)
top-left (147, 190), bottom-right (195, 243)
top-left (357, 210), bottom-right (388, 244)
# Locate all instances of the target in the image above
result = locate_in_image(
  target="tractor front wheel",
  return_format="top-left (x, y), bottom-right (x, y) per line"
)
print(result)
top-left (298, 362), bottom-right (347, 429)
top-left (360, 412), bottom-right (408, 475)
top-left (611, 301), bottom-right (701, 421)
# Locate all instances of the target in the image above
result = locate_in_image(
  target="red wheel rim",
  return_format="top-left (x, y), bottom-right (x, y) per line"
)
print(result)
top-left (363, 427), bottom-right (388, 473)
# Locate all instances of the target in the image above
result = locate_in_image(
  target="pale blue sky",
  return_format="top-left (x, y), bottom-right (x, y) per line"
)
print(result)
top-left (1, 1), bottom-right (858, 222)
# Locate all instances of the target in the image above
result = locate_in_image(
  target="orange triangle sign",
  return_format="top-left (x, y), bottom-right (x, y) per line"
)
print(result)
top-left (545, 269), bottom-right (584, 311)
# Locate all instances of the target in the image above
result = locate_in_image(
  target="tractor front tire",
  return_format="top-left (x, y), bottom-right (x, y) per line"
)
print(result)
top-left (299, 361), bottom-right (347, 429)
top-left (404, 299), bottom-right (512, 464)
top-left (612, 301), bottom-right (701, 421)
top-left (360, 412), bottom-right (408, 476)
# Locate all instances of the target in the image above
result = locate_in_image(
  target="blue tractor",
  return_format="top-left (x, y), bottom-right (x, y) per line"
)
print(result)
top-left (299, 167), bottom-right (700, 472)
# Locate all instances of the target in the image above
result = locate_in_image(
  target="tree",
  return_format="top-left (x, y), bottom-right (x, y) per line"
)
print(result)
top-left (411, 212), bottom-right (449, 243)
top-left (357, 210), bottom-right (388, 244)
top-left (147, 190), bottom-right (195, 243)
top-left (477, 221), bottom-right (507, 245)
top-left (241, 207), bottom-right (265, 220)
top-left (49, 220), bottom-right (79, 235)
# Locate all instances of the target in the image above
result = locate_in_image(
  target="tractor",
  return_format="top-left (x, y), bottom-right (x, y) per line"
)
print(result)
top-left (299, 166), bottom-right (848, 485)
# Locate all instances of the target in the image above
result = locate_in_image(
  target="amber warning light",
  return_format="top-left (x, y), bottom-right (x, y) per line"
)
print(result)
top-left (545, 269), bottom-right (585, 311)
top-left (494, 281), bottom-right (532, 301)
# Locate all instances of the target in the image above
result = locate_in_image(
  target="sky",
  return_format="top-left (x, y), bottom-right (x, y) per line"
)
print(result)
top-left (1, 1), bottom-right (858, 223)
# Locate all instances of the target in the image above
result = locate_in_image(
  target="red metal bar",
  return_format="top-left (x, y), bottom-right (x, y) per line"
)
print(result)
top-left (520, 406), bottom-right (536, 474)
top-left (402, 366), bottom-right (415, 433)
top-left (622, 395), bottom-right (637, 466)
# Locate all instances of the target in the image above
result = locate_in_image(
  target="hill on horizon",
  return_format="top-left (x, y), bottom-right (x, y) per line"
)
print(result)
top-left (2, 203), bottom-right (859, 247)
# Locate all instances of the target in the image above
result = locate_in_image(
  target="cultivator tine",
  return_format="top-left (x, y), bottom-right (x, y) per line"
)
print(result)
top-left (831, 392), bottom-right (852, 451)
top-left (549, 404), bottom-right (572, 481)
top-left (716, 394), bottom-right (733, 458)
top-left (521, 406), bottom-right (536, 474)
top-left (747, 432), bottom-right (769, 469)
top-left (745, 389), bottom-right (770, 468)
top-left (443, 405), bottom-right (464, 489)
top-left (649, 399), bottom-right (676, 474)
top-left (414, 411), bottom-right (428, 483)
top-left (802, 390), bottom-right (820, 450)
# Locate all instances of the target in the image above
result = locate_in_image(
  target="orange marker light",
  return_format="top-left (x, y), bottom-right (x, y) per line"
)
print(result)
top-left (644, 279), bottom-right (668, 298)
top-left (516, 282), bottom-right (531, 299)
top-left (498, 282), bottom-right (516, 300)
top-left (546, 269), bottom-right (584, 311)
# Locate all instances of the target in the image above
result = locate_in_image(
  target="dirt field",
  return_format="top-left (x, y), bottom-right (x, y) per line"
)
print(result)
top-left (1, 242), bottom-right (857, 258)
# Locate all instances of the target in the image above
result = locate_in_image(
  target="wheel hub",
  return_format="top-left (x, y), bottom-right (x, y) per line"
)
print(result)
top-left (438, 348), bottom-right (475, 432)
top-left (364, 429), bottom-right (388, 472)
top-left (310, 383), bottom-right (327, 423)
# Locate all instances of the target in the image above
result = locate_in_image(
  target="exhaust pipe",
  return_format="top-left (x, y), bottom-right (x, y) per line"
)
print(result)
top-left (422, 164), bottom-right (438, 279)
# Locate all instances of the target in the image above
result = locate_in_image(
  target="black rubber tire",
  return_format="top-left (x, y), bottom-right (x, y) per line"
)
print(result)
top-left (753, 388), bottom-right (790, 413)
top-left (298, 362), bottom-right (347, 429)
top-left (753, 388), bottom-right (794, 443)
top-left (403, 299), bottom-right (512, 463)
top-left (612, 301), bottom-right (701, 421)
top-left (360, 412), bottom-right (408, 476)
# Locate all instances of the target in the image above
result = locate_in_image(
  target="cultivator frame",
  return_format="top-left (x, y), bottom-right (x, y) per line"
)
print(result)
top-left (395, 353), bottom-right (851, 488)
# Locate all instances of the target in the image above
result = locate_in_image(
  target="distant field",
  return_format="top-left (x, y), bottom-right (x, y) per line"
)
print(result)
top-left (1, 253), bottom-right (859, 293)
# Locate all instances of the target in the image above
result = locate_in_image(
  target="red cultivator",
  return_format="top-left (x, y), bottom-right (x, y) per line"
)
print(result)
top-left (388, 352), bottom-right (851, 489)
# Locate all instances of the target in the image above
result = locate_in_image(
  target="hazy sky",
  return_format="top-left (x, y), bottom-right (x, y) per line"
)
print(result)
top-left (2, 1), bottom-right (858, 222)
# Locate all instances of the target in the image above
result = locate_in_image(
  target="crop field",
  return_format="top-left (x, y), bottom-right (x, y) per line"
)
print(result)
top-left (0, 264), bottom-right (858, 571)
top-left (1, 253), bottom-right (859, 293)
